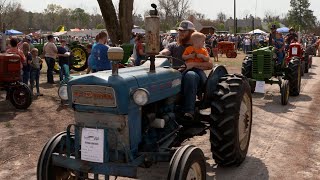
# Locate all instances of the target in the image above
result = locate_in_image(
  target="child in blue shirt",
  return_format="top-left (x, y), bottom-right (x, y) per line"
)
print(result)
top-left (91, 32), bottom-right (111, 72)
top-left (274, 32), bottom-right (285, 65)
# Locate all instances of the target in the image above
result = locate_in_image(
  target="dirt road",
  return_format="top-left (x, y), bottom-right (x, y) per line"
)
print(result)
top-left (0, 57), bottom-right (320, 179)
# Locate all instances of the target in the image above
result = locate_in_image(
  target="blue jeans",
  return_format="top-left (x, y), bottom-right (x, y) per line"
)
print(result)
top-left (30, 68), bottom-right (40, 93)
top-left (276, 51), bottom-right (285, 64)
top-left (182, 69), bottom-right (207, 114)
top-left (22, 70), bottom-right (30, 85)
top-left (59, 64), bottom-right (70, 81)
top-left (45, 57), bottom-right (55, 83)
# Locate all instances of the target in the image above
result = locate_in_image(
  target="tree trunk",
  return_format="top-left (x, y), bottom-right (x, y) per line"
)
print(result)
top-left (97, 0), bottom-right (133, 45)
top-left (118, 0), bottom-right (133, 43)
top-left (97, 0), bottom-right (120, 45)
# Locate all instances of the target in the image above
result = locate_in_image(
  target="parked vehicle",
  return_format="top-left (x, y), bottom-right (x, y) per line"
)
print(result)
top-left (0, 53), bottom-right (32, 109)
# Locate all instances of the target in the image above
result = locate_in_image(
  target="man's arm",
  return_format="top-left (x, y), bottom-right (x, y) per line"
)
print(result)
top-left (159, 48), bottom-right (171, 56)
top-left (186, 61), bottom-right (213, 70)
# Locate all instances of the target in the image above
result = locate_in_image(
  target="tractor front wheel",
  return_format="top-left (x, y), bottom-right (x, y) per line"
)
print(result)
top-left (280, 79), bottom-right (290, 105)
top-left (37, 132), bottom-right (75, 180)
top-left (167, 145), bottom-right (206, 180)
top-left (210, 74), bottom-right (252, 166)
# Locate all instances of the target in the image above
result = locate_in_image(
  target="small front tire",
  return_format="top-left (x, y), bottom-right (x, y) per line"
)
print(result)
top-left (168, 145), bottom-right (206, 180)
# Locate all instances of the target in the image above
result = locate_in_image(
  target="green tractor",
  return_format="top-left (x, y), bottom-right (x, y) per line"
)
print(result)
top-left (242, 47), bottom-right (301, 105)
top-left (33, 40), bottom-right (89, 73)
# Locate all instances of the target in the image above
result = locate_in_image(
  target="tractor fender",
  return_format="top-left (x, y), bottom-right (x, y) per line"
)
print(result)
top-left (204, 65), bottom-right (228, 100)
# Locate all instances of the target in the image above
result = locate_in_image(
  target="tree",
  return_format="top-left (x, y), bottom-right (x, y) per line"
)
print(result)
top-left (288, 0), bottom-right (316, 31)
top-left (96, 23), bottom-right (104, 29)
top-left (217, 12), bottom-right (226, 23)
top-left (71, 8), bottom-right (90, 28)
top-left (263, 11), bottom-right (280, 23)
top-left (44, 4), bottom-right (62, 31)
top-left (97, 0), bottom-right (134, 44)
top-left (158, 0), bottom-right (190, 29)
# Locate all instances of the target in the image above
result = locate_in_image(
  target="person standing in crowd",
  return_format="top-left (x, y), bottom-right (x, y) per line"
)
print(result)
top-left (244, 37), bottom-right (251, 54)
top-left (211, 35), bottom-right (219, 62)
top-left (43, 35), bottom-right (58, 84)
top-left (30, 48), bottom-right (43, 96)
top-left (134, 34), bottom-right (146, 66)
top-left (57, 39), bottom-right (70, 81)
top-left (22, 42), bottom-right (32, 85)
top-left (25, 36), bottom-right (35, 50)
top-left (6, 38), bottom-right (26, 80)
top-left (86, 43), bottom-right (93, 74)
top-left (88, 34), bottom-right (100, 73)
top-left (269, 24), bottom-right (277, 46)
top-left (91, 32), bottom-right (111, 72)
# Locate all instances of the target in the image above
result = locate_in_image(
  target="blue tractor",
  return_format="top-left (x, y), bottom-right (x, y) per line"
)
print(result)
top-left (37, 4), bottom-right (253, 180)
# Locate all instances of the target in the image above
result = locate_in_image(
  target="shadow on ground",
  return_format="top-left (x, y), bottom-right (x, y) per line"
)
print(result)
top-left (207, 156), bottom-right (269, 180)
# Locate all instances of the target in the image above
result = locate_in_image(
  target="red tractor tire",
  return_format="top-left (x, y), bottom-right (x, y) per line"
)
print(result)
top-left (226, 51), bottom-right (233, 58)
top-left (232, 51), bottom-right (237, 58)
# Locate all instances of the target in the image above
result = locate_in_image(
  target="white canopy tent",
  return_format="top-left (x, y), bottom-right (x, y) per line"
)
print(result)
top-left (247, 29), bottom-right (267, 35)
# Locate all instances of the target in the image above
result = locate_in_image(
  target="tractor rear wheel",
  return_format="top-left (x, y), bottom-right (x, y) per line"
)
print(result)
top-left (287, 58), bottom-right (301, 96)
top-left (167, 145), bottom-right (206, 180)
top-left (280, 79), bottom-right (290, 105)
top-left (8, 82), bottom-right (32, 109)
top-left (226, 51), bottom-right (233, 58)
top-left (71, 45), bottom-right (88, 71)
top-left (210, 74), bottom-right (252, 166)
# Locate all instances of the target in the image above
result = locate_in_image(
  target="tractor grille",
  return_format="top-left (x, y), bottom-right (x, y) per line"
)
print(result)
top-left (71, 85), bottom-right (116, 107)
top-left (252, 54), bottom-right (273, 80)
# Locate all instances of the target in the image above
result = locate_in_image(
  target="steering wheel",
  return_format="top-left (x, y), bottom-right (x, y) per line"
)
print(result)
top-left (155, 55), bottom-right (187, 72)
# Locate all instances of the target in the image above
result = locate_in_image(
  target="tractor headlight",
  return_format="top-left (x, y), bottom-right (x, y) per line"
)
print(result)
top-left (132, 88), bottom-right (149, 106)
top-left (58, 84), bottom-right (68, 100)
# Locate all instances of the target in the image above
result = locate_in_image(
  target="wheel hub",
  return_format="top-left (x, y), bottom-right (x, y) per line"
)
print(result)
top-left (186, 162), bottom-right (202, 180)
top-left (238, 93), bottom-right (252, 151)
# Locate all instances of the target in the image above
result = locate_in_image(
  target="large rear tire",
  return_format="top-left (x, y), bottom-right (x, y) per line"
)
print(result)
top-left (71, 45), bottom-right (88, 71)
top-left (210, 74), bottom-right (252, 166)
top-left (8, 82), bottom-right (32, 109)
top-left (167, 145), bottom-right (206, 180)
top-left (287, 58), bottom-right (301, 96)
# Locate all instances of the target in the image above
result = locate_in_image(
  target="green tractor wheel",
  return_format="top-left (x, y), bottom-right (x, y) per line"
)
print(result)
top-left (53, 62), bottom-right (60, 74)
top-left (71, 45), bottom-right (88, 72)
top-left (280, 79), bottom-right (290, 105)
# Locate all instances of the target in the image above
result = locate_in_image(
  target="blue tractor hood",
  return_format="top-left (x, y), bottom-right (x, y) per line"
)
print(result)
top-left (67, 65), bottom-right (182, 114)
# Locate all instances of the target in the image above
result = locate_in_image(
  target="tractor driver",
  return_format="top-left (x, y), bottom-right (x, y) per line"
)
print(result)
top-left (285, 27), bottom-right (298, 45)
top-left (268, 24), bottom-right (277, 46)
top-left (159, 20), bottom-right (213, 120)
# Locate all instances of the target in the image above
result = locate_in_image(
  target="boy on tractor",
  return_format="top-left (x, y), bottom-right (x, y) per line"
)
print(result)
top-left (274, 32), bottom-right (286, 65)
top-left (159, 20), bottom-right (213, 120)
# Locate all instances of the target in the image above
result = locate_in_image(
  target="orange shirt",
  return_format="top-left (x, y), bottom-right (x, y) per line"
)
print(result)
top-left (183, 46), bottom-right (208, 63)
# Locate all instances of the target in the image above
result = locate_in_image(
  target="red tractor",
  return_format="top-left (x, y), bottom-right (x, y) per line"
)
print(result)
top-left (0, 54), bottom-right (32, 109)
top-left (217, 41), bottom-right (237, 58)
top-left (286, 42), bottom-right (306, 76)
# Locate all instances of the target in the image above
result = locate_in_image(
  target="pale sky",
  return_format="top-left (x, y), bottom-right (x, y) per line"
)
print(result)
top-left (18, 0), bottom-right (320, 20)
